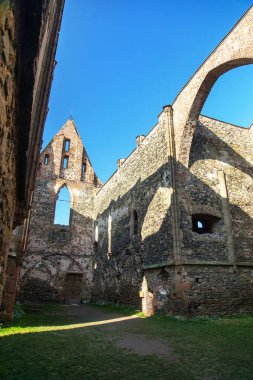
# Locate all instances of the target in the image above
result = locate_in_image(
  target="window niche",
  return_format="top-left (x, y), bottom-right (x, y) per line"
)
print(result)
top-left (130, 209), bottom-right (138, 237)
top-left (192, 214), bottom-right (221, 234)
top-left (81, 156), bottom-right (87, 181)
top-left (64, 139), bottom-right (70, 152)
top-left (63, 156), bottom-right (69, 169)
top-left (95, 224), bottom-right (98, 243)
top-left (44, 154), bottom-right (49, 165)
top-left (108, 214), bottom-right (112, 257)
top-left (54, 185), bottom-right (71, 226)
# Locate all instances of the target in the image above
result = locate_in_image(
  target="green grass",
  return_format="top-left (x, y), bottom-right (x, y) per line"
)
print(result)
top-left (1, 304), bottom-right (253, 379)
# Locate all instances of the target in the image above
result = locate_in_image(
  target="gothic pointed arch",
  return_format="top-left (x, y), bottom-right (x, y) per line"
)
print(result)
top-left (54, 184), bottom-right (71, 225)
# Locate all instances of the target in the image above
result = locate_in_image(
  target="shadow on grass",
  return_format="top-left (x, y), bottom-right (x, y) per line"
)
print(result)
top-left (1, 303), bottom-right (253, 379)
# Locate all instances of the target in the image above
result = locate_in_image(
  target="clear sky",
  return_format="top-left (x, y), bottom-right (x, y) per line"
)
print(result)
top-left (54, 186), bottom-right (71, 225)
top-left (44, 0), bottom-right (253, 183)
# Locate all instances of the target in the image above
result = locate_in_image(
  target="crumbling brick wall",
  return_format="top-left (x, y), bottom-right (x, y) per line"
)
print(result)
top-left (21, 120), bottom-right (101, 303)
top-left (93, 110), bottom-right (174, 307)
top-left (22, 6), bottom-right (253, 316)
top-left (0, 1), bottom-right (17, 309)
top-left (92, 113), bottom-right (253, 315)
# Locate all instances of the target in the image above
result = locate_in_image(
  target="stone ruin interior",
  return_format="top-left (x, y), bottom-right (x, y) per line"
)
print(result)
top-left (0, 2), bottom-right (252, 320)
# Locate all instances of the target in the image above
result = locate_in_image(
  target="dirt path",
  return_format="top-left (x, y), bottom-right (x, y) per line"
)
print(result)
top-left (49, 304), bottom-right (174, 360)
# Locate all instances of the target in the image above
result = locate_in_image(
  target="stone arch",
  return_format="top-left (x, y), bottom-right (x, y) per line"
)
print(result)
top-left (55, 182), bottom-right (74, 207)
top-left (188, 59), bottom-right (253, 122)
top-left (172, 6), bottom-right (253, 165)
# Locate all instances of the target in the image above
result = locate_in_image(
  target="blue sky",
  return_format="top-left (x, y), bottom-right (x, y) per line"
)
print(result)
top-left (44, 0), bottom-right (253, 183)
top-left (54, 186), bottom-right (71, 225)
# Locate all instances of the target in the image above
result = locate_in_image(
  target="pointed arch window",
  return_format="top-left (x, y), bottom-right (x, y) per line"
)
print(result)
top-left (64, 139), bottom-right (70, 152)
top-left (54, 185), bottom-right (71, 225)
top-left (63, 156), bottom-right (69, 169)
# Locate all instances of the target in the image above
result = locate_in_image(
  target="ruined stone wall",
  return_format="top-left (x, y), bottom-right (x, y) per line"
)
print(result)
top-left (144, 264), bottom-right (253, 316)
top-left (0, 0), bottom-right (64, 320)
top-left (93, 113), bottom-right (253, 315)
top-left (21, 5), bottom-right (253, 316)
top-left (142, 116), bottom-right (253, 315)
top-left (21, 121), bottom-right (100, 303)
top-left (0, 1), bottom-right (17, 309)
top-left (181, 116), bottom-right (253, 263)
top-left (93, 112), bottom-right (174, 307)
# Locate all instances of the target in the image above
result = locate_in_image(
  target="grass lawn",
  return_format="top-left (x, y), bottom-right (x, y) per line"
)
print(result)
top-left (0, 303), bottom-right (253, 379)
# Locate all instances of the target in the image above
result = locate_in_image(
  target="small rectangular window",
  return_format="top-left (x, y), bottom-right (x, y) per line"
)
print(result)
top-left (63, 156), bottom-right (69, 169)
top-left (64, 139), bottom-right (70, 152)
top-left (44, 154), bottom-right (49, 165)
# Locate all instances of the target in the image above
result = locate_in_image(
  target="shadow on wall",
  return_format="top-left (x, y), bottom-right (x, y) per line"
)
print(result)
top-left (92, 122), bottom-right (252, 314)
top-left (20, 129), bottom-right (97, 303)
top-left (20, 209), bottom-right (94, 303)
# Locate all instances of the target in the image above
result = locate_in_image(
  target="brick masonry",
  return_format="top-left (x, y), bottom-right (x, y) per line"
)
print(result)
top-left (21, 121), bottom-right (101, 303)
top-left (0, 0), bottom-right (64, 321)
top-left (0, 1), bottom-right (17, 312)
top-left (22, 6), bottom-right (253, 315)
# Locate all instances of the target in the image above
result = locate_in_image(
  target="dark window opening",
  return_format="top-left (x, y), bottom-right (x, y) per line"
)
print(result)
top-left (63, 156), bottom-right (69, 169)
top-left (130, 209), bottom-right (138, 237)
top-left (82, 162), bottom-right (86, 173)
top-left (133, 210), bottom-right (138, 235)
top-left (44, 154), bottom-right (49, 165)
top-left (192, 214), bottom-right (221, 234)
top-left (64, 139), bottom-right (70, 152)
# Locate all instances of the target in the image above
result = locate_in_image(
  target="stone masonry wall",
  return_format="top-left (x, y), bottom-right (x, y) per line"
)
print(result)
top-left (21, 120), bottom-right (100, 303)
top-left (0, 1), bottom-right (17, 308)
top-left (180, 116), bottom-right (253, 263)
top-left (143, 264), bottom-right (253, 316)
top-left (22, 6), bottom-right (253, 316)
top-left (93, 111), bottom-right (174, 307)
top-left (93, 113), bottom-right (253, 315)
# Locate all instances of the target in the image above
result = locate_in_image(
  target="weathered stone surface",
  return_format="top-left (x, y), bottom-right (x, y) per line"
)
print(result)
top-left (22, 6), bottom-right (253, 316)
top-left (0, 1), bottom-right (17, 313)
top-left (91, 7), bottom-right (253, 315)
top-left (0, 0), bottom-right (65, 320)
top-left (21, 121), bottom-right (101, 303)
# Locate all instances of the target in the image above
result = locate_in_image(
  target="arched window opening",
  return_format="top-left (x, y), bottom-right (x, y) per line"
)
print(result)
top-left (64, 139), bottom-right (70, 152)
top-left (201, 65), bottom-right (253, 127)
top-left (63, 156), bottom-right (69, 169)
top-left (130, 209), bottom-right (138, 237)
top-left (44, 154), bottom-right (49, 165)
top-left (192, 214), bottom-right (221, 234)
top-left (82, 162), bottom-right (86, 173)
top-left (54, 186), bottom-right (71, 225)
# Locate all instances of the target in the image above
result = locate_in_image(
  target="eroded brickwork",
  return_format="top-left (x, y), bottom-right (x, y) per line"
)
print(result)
top-left (0, 1), bottom-right (17, 309)
top-left (0, 0), bottom-right (64, 321)
top-left (92, 111), bottom-right (253, 315)
top-left (21, 121), bottom-right (101, 303)
top-left (93, 112), bottom-right (173, 307)
top-left (23, 6), bottom-right (253, 316)
top-left (91, 7), bottom-right (253, 315)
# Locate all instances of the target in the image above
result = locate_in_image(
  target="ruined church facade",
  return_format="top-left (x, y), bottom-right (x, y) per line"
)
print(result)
top-left (21, 7), bottom-right (253, 315)
top-left (21, 121), bottom-right (101, 302)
